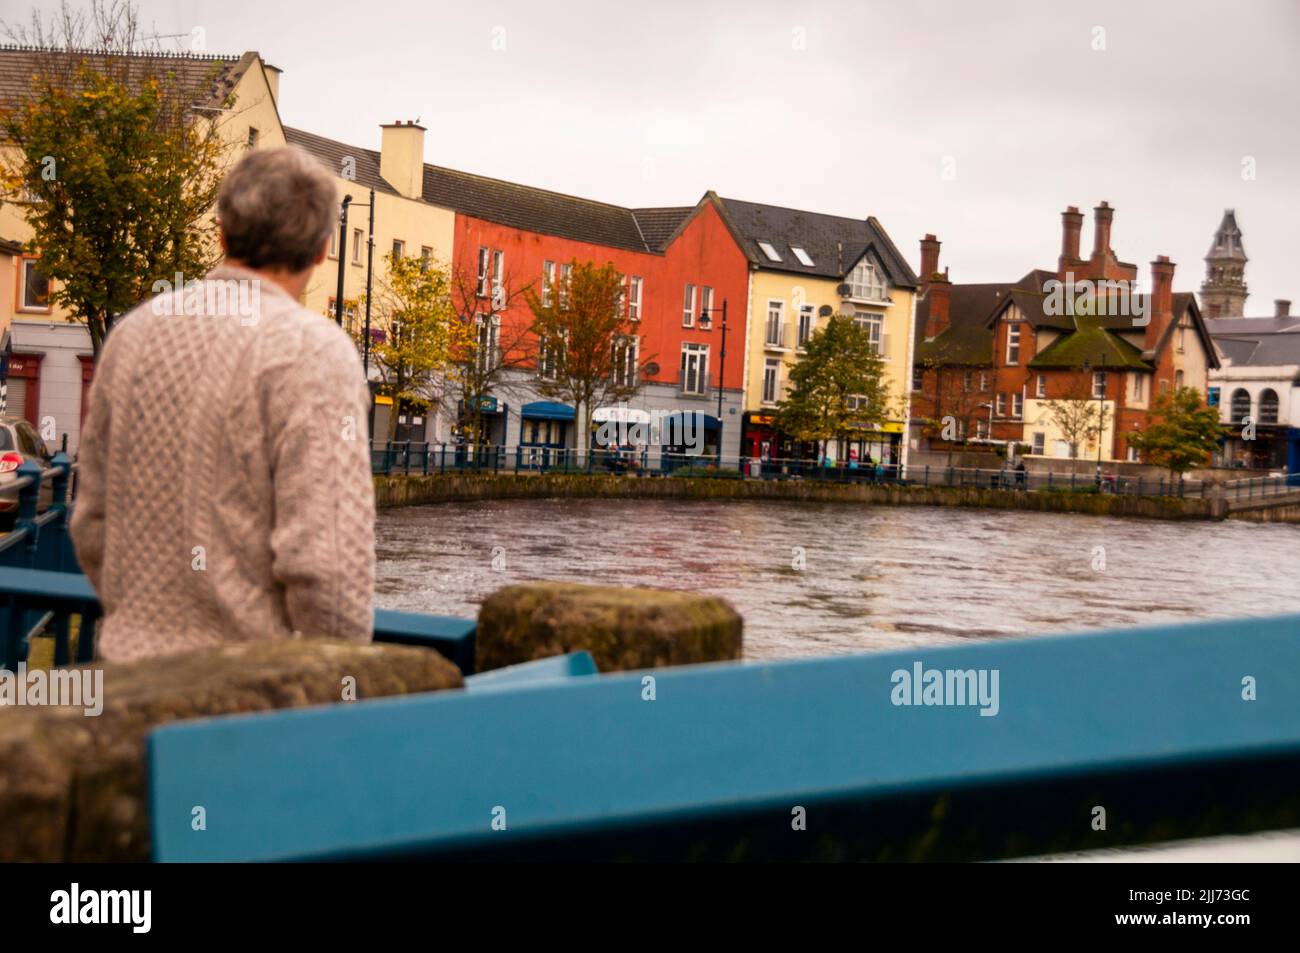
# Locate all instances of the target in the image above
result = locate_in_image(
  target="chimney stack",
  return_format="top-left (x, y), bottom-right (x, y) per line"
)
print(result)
top-left (919, 234), bottom-right (941, 292)
top-left (1059, 206), bottom-right (1083, 274)
top-left (379, 120), bottom-right (427, 200)
top-left (1276, 299), bottom-right (1291, 318)
top-left (1146, 255), bottom-right (1176, 351)
top-left (924, 267), bottom-right (951, 339)
top-left (1092, 201), bottom-right (1114, 260)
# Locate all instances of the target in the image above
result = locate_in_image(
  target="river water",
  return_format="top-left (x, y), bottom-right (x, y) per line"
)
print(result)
top-left (375, 499), bottom-right (1300, 659)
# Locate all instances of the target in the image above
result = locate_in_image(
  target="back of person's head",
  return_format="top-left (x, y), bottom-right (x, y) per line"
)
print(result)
top-left (217, 146), bottom-right (337, 273)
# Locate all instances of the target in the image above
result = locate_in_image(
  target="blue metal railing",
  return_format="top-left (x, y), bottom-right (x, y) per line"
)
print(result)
top-left (0, 459), bottom-right (477, 673)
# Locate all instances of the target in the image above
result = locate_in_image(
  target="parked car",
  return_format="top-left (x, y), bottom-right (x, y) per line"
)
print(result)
top-left (0, 416), bottom-right (55, 532)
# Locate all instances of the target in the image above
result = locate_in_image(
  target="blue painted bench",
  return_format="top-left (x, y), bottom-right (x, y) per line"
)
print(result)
top-left (149, 613), bottom-right (1300, 862)
top-left (0, 568), bottom-right (477, 674)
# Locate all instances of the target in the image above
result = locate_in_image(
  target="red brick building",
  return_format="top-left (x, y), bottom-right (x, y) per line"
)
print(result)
top-left (912, 203), bottom-right (1219, 463)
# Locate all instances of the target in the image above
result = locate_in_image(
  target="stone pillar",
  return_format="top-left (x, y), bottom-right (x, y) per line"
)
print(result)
top-left (476, 583), bottom-right (743, 673)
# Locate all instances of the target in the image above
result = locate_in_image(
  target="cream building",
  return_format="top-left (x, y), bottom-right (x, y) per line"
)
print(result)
top-left (715, 197), bottom-right (919, 468)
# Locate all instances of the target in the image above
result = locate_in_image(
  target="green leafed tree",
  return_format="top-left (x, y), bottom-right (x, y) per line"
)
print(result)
top-left (524, 259), bottom-right (645, 447)
top-left (0, 0), bottom-right (235, 356)
top-left (775, 314), bottom-right (894, 462)
top-left (1126, 385), bottom-right (1221, 479)
top-left (357, 252), bottom-right (470, 442)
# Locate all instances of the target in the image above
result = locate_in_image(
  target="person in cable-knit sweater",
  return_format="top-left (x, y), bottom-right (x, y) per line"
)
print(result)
top-left (71, 146), bottom-right (375, 662)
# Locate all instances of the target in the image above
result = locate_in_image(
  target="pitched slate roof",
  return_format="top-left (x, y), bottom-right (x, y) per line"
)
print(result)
top-left (283, 126), bottom-right (398, 196)
top-left (0, 44), bottom-right (256, 111)
top-left (1028, 314), bottom-right (1151, 369)
top-left (913, 270), bottom-right (1055, 365)
top-left (420, 165), bottom-right (652, 252)
top-left (1205, 316), bottom-right (1300, 335)
top-left (631, 207), bottom-right (695, 250)
top-left (716, 197), bottom-right (917, 288)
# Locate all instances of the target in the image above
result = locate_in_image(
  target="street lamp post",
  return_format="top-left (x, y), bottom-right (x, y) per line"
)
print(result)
top-left (1083, 355), bottom-right (1106, 487)
top-left (334, 195), bottom-right (352, 327)
top-left (697, 298), bottom-right (728, 468)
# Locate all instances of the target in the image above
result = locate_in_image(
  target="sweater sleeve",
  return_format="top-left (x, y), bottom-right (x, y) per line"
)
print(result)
top-left (264, 324), bottom-right (375, 642)
top-left (70, 334), bottom-right (119, 593)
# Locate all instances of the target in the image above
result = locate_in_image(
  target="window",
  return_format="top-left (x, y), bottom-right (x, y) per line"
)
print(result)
top-left (614, 274), bottom-right (626, 319)
top-left (682, 284), bottom-right (697, 327)
top-left (477, 246), bottom-right (490, 297)
top-left (1134, 374), bottom-right (1146, 401)
top-left (996, 393), bottom-right (1007, 416)
top-left (1032, 432), bottom-right (1046, 455)
top-left (352, 229), bottom-right (364, 264)
top-left (1127, 445), bottom-right (1140, 462)
top-left (542, 261), bottom-right (556, 307)
top-left (975, 419), bottom-right (987, 440)
top-left (681, 343), bottom-right (709, 395)
top-left (475, 314), bottom-right (500, 374)
top-left (762, 359), bottom-right (780, 404)
top-left (1260, 389), bottom-right (1280, 424)
top-left (1012, 393), bottom-right (1023, 418)
top-left (852, 311), bottom-right (883, 354)
top-left (491, 250), bottom-right (504, 305)
top-left (912, 366), bottom-right (924, 391)
top-left (757, 241), bottom-right (782, 263)
top-left (420, 246), bottom-right (433, 273)
top-left (1036, 374), bottom-right (1046, 398)
top-left (1230, 389), bottom-right (1251, 423)
top-left (979, 371), bottom-right (990, 392)
top-left (699, 286), bottom-right (714, 326)
top-left (1177, 325), bottom-right (1186, 353)
top-left (1207, 386), bottom-right (1220, 407)
top-left (327, 297), bottom-right (358, 335)
top-left (790, 245), bottom-right (814, 267)
top-left (963, 370), bottom-right (974, 392)
top-left (559, 263), bottom-right (573, 309)
top-left (765, 300), bottom-right (785, 347)
top-left (392, 239), bottom-right (405, 259)
top-left (848, 259), bottom-right (888, 300)
top-left (846, 394), bottom-right (871, 412)
top-left (612, 335), bottom-right (639, 388)
top-left (1092, 371), bottom-right (1107, 398)
top-left (539, 334), bottom-right (564, 381)
top-left (1006, 324), bottom-right (1020, 364)
top-left (19, 259), bottom-right (50, 311)
top-left (797, 304), bottom-right (814, 348)
top-left (1159, 379), bottom-right (1170, 396)
top-left (247, 127), bottom-right (259, 147)
top-left (1174, 369), bottom-right (1184, 390)
top-left (328, 229), bottom-right (339, 260)
top-left (628, 276), bottom-right (643, 320)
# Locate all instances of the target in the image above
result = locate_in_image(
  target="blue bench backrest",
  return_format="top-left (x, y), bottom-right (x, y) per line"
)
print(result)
top-left (149, 613), bottom-right (1300, 862)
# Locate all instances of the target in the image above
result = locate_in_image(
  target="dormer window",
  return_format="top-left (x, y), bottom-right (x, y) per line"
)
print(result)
top-left (847, 258), bottom-right (888, 301)
top-left (757, 241), bottom-right (782, 263)
top-left (790, 245), bottom-right (814, 267)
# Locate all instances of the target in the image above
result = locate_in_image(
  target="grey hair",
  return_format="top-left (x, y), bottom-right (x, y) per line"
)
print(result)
top-left (217, 146), bottom-right (337, 272)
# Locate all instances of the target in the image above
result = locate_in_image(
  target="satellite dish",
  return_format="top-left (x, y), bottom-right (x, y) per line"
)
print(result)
top-left (836, 283), bottom-right (851, 297)
top-left (644, 361), bottom-right (660, 377)
top-left (818, 305), bottom-right (833, 317)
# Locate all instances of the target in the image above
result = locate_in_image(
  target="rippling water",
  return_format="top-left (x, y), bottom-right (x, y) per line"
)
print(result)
top-left (375, 499), bottom-right (1300, 659)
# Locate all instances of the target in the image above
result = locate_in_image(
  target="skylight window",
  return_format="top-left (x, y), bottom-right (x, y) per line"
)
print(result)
top-left (790, 245), bottom-right (814, 267)
top-left (757, 241), bottom-right (782, 263)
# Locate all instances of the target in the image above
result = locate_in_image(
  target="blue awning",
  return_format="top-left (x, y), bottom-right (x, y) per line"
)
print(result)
top-left (661, 411), bottom-right (720, 430)
top-left (521, 401), bottom-right (575, 422)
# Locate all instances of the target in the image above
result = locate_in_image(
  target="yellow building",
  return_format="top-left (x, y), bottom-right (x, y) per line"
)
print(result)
top-left (716, 198), bottom-right (918, 467)
top-left (0, 47), bottom-right (455, 449)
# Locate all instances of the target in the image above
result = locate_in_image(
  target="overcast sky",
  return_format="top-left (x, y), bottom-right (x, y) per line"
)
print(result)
top-left (20, 0), bottom-right (1300, 309)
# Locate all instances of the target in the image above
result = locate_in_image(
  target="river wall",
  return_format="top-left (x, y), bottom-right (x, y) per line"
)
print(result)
top-left (374, 472), bottom-right (1228, 521)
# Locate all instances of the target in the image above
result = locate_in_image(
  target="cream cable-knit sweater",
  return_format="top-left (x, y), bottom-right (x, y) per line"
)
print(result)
top-left (71, 263), bottom-right (376, 662)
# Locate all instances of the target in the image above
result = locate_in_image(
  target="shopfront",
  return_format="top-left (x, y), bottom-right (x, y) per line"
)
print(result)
top-left (519, 400), bottom-right (574, 469)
